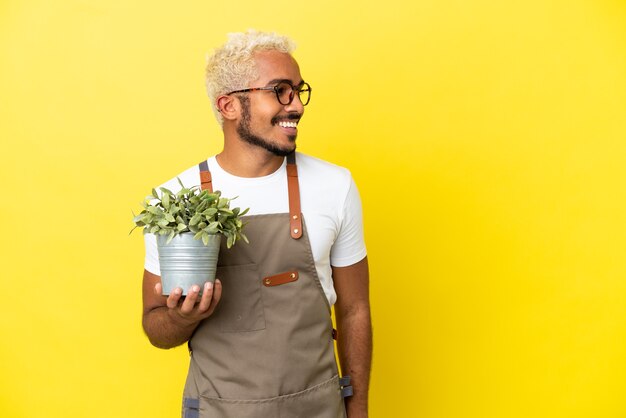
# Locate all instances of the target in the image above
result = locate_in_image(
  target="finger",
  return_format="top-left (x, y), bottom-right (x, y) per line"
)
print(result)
top-left (197, 281), bottom-right (214, 312)
top-left (180, 285), bottom-right (201, 314)
top-left (205, 279), bottom-right (222, 315)
top-left (166, 287), bottom-right (183, 309)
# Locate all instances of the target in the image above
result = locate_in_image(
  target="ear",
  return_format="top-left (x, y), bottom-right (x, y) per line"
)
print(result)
top-left (216, 95), bottom-right (239, 121)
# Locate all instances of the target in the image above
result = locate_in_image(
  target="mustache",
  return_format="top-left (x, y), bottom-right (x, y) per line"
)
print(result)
top-left (271, 114), bottom-right (302, 125)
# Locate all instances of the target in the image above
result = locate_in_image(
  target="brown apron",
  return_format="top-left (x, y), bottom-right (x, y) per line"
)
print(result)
top-left (182, 153), bottom-right (352, 418)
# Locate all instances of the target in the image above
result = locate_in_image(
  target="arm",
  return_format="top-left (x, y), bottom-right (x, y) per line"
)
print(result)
top-left (332, 256), bottom-right (372, 418)
top-left (142, 269), bottom-right (222, 349)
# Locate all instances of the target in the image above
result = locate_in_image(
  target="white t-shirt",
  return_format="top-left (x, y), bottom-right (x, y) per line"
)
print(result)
top-left (144, 152), bottom-right (366, 306)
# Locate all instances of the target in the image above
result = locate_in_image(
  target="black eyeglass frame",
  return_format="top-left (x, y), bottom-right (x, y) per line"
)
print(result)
top-left (226, 81), bottom-right (311, 106)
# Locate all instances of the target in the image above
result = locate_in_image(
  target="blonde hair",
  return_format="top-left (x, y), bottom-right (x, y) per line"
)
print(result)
top-left (205, 29), bottom-right (296, 124)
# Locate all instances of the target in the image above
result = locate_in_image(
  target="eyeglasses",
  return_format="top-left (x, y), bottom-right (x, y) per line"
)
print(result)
top-left (226, 81), bottom-right (311, 106)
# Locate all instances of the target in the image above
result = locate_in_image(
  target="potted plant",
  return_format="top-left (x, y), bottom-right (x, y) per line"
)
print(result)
top-left (132, 178), bottom-right (248, 295)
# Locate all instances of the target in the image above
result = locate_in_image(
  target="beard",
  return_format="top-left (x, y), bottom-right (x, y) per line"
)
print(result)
top-left (236, 96), bottom-right (298, 157)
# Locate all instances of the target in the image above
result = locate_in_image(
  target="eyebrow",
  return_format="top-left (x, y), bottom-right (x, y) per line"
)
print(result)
top-left (265, 78), bottom-right (305, 87)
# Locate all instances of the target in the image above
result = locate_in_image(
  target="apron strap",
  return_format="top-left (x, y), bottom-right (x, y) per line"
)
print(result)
top-left (197, 153), bottom-right (302, 240)
top-left (198, 160), bottom-right (213, 192)
top-left (286, 152), bottom-right (303, 240)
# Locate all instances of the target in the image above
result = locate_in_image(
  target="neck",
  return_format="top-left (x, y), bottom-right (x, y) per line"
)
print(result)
top-left (217, 128), bottom-right (286, 178)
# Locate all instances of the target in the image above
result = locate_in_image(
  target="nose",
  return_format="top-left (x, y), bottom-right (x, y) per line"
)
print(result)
top-left (284, 93), bottom-right (305, 114)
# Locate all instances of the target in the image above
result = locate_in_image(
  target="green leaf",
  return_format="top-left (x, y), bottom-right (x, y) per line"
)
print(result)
top-left (202, 207), bottom-right (218, 218)
top-left (157, 219), bottom-right (170, 228)
top-left (177, 188), bottom-right (191, 197)
top-left (150, 225), bottom-right (160, 233)
top-left (177, 223), bottom-right (187, 231)
top-left (159, 187), bottom-right (174, 196)
top-left (152, 188), bottom-right (159, 199)
top-left (227, 234), bottom-right (234, 249)
top-left (147, 206), bottom-right (161, 215)
top-left (162, 193), bottom-right (170, 209)
top-left (165, 213), bottom-right (175, 223)
top-left (196, 199), bottom-right (208, 212)
top-left (166, 230), bottom-right (175, 244)
top-left (189, 214), bottom-right (202, 226)
top-left (202, 233), bottom-right (209, 246)
top-left (239, 207), bottom-right (250, 216)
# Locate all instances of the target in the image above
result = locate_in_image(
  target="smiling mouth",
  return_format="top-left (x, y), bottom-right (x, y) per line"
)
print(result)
top-left (278, 120), bottom-right (298, 128)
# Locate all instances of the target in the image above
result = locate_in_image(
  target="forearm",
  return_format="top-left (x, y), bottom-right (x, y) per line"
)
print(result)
top-left (337, 306), bottom-right (372, 417)
top-left (143, 307), bottom-right (199, 349)
top-left (141, 271), bottom-right (221, 349)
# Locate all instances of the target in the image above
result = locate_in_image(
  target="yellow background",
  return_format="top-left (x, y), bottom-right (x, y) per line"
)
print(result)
top-left (1, 0), bottom-right (626, 417)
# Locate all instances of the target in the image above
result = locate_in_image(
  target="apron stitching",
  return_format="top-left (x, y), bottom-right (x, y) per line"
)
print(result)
top-left (300, 217), bottom-right (332, 313)
top-left (200, 375), bottom-right (340, 404)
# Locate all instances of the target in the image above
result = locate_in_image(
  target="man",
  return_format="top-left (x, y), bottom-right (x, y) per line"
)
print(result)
top-left (142, 30), bottom-right (371, 418)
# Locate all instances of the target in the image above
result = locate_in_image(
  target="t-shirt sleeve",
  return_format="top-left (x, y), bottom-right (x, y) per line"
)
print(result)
top-left (144, 232), bottom-right (161, 276)
top-left (330, 176), bottom-right (367, 267)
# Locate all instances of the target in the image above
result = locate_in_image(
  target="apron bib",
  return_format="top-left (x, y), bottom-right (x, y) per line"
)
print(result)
top-left (182, 154), bottom-right (349, 418)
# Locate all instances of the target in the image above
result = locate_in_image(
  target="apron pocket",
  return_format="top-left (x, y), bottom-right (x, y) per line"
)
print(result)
top-left (201, 375), bottom-right (345, 418)
top-left (214, 263), bottom-right (266, 333)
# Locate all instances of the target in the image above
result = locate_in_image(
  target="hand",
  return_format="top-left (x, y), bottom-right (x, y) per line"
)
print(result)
top-left (154, 279), bottom-right (222, 327)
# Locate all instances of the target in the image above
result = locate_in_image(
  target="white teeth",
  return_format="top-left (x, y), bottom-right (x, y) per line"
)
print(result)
top-left (278, 121), bottom-right (298, 128)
